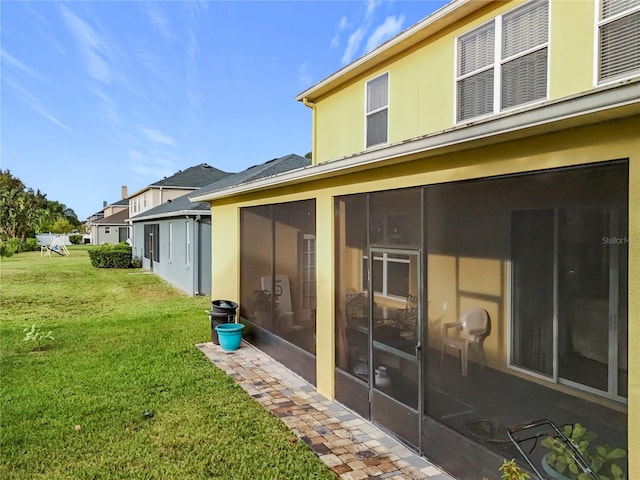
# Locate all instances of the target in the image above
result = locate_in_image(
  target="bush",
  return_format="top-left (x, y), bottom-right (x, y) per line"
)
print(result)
top-left (88, 242), bottom-right (133, 268)
top-left (20, 238), bottom-right (38, 252)
top-left (1, 238), bottom-right (21, 257)
top-left (0, 241), bottom-right (15, 258)
top-left (69, 234), bottom-right (83, 245)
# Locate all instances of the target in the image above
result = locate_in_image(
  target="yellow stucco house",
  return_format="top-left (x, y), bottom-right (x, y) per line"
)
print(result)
top-left (192, 1), bottom-right (638, 478)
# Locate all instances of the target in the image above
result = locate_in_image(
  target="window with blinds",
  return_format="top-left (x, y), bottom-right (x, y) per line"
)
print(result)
top-left (366, 73), bottom-right (388, 148)
top-left (598, 0), bottom-right (640, 82)
top-left (456, 0), bottom-right (548, 122)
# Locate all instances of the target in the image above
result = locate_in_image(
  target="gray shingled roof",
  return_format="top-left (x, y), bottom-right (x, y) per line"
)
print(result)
top-left (111, 198), bottom-right (129, 206)
top-left (151, 163), bottom-right (230, 188)
top-left (193, 154), bottom-right (310, 198)
top-left (130, 154), bottom-right (310, 221)
top-left (93, 209), bottom-right (130, 225)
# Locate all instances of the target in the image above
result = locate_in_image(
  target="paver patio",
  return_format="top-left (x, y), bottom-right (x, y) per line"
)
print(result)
top-left (197, 341), bottom-right (454, 480)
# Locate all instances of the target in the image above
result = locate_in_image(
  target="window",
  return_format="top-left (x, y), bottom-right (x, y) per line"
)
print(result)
top-left (301, 234), bottom-right (316, 312)
top-left (366, 72), bottom-right (388, 147)
top-left (143, 224), bottom-right (159, 262)
top-left (104, 226), bottom-right (111, 234)
top-left (366, 252), bottom-right (411, 299)
top-left (456, 0), bottom-right (548, 122)
top-left (598, 0), bottom-right (640, 82)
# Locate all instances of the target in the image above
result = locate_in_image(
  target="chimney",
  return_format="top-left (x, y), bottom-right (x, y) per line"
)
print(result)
top-left (103, 201), bottom-right (107, 208)
top-left (121, 185), bottom-right (128, 198)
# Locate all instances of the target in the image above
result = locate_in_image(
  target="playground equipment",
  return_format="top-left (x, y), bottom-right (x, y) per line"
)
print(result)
top-left (41, 236), bottom-right (70, 257)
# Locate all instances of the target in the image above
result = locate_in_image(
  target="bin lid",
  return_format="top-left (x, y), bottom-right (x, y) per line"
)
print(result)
top-left (212, 299), bottom-right (238, 309)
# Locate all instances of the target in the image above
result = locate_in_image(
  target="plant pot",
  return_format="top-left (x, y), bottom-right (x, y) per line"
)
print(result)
top-left (215, 323), bottom-right (245, 351)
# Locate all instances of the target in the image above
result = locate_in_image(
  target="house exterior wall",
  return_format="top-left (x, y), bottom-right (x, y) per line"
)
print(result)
top-left (312, 0), bottom-right (602, 164)
top-left (132, 217), bottom-right (211, 296)
top-left (128, 188), bottom-right (193, 217)
top-left (206, 0), bottom-right (638, 475)
top-left (91, 225), bottom-right (124, 245)
top-left (209, 117), bottom-right (638, 475)
top-left (102, 204), bottom-right (127, 218)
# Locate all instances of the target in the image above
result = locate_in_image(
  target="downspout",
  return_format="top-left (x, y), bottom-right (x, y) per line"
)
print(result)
top-left (194, 215), bottom-right (201, 296)
top-left (302, 97), bottom-right (316, 164)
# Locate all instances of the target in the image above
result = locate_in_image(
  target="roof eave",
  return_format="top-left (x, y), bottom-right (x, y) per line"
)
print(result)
top-left (295, 0), bottom-right (488, 102)
top-left (198, 80), bottom-right (640, 203)
top-left (129, 209), bottom-right (211, 222)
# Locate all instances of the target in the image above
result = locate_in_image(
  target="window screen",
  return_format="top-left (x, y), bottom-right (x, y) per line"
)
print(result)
top-left (599, 0), bottom-right (640, 82)
top-left (366, 73), bottom-right (388, 147)
top-left (456, 0), bottom-right (548, 122)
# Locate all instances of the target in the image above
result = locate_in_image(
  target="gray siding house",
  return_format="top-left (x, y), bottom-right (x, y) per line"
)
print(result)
top-left (130, 154), bottom-right (311, 296)
top-left (131, 193), bottom-right (213, 296)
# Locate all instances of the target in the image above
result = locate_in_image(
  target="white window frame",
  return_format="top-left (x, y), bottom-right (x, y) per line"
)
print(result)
top-left (365, 72), bottom-right (389, 148)
top-left (301, 234), bottom-right (316, 312)
top-left (455, 0), bottom-right (549, 123)
top-left (595, 0), bottom-right (640, 84)
top-left (362, 252), bottom-right (410, 300)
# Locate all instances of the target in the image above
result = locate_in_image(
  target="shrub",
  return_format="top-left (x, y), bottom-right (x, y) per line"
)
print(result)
top-left (0, 241), bottom-right (14, 258)
top-left (6, 238), bottom-right (21, 254)
top-left (69, 234), bottom-right (83, 245)
top-left (88, 242), bottom-right (133, 268)
top-left (20, 238), bottom-right (38, 252)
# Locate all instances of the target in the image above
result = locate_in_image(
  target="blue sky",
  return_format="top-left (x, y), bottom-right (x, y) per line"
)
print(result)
top-left (1, 0), bottom-right (448, 220)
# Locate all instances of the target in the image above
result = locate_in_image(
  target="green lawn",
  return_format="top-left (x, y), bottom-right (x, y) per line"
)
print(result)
top-left (0, 247), bottom-right (336, 479)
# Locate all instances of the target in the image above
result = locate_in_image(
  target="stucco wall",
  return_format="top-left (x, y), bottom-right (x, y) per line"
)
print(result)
top-left (313, 0), bottom-right (603, 164)
top-left (209, 115), bottom-right (638, 472)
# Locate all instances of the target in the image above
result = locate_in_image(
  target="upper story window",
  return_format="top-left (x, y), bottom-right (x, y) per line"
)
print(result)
top-left (456, 0), bottom-right (549, 122)
top-left (366, 72), bottom-right (389, 148)
top-left (598, 0), bottom-right (640, 83)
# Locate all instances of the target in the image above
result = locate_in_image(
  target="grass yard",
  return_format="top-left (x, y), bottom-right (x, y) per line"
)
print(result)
top-left (0, 247), bottom-right (336, 479)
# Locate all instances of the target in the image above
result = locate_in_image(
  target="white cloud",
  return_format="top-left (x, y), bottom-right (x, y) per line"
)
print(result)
top-left (128, 150), bottom-right (175, 179)
top-left (139, 127), bottom-right (175, 146)
top-left (59, 5), bottom-right (112, 83)
top-left (4, 76), bottom-right (69, 131)
top-left (365, 0), bottom-right (381, 20)
top-left (145, 6), bottom-right (176, 42)
top-left (341, 27), bottom-right (365, 65)
top-left (1, 48), bottom-right (45, 82)
top-left (298, 62), bottom-right (313, 88)
top-left (331, 15), bottom-right (350, 48)
top-left (365, 15), bottom-right (405, 52)
top-left (339, 15), bottom-right (349, 30)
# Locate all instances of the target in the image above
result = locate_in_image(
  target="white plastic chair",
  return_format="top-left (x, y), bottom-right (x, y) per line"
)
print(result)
top-left (441, 307), bottom-right (490, 376)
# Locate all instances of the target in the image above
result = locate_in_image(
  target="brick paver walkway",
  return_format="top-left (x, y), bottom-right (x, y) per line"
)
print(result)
top-left (197, 341), bottom-right (454, 480)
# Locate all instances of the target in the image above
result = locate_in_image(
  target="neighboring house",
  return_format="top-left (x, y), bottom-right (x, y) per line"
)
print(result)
top-left (87, 187), bottom-right (130, 245)
top-left (131, 154), bottom-right (310, 296)
top-left (90, 208), bottom-right (130, 245)
top-left (127, 163), bottom-right (229, 218)
top-left (130, 192), bottom-right (214, 296)
top-left (191, 1), bottom-right (638, 478)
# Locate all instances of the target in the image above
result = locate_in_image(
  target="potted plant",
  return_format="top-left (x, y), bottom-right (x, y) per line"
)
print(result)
top-left (541, 423), bottom-right (626, 480)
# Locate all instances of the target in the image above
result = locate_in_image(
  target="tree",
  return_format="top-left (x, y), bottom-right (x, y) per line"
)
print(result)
top-left (50, 218), bottom-right (74, 234)
top-left (0, 169), bottom-right (83, 241)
